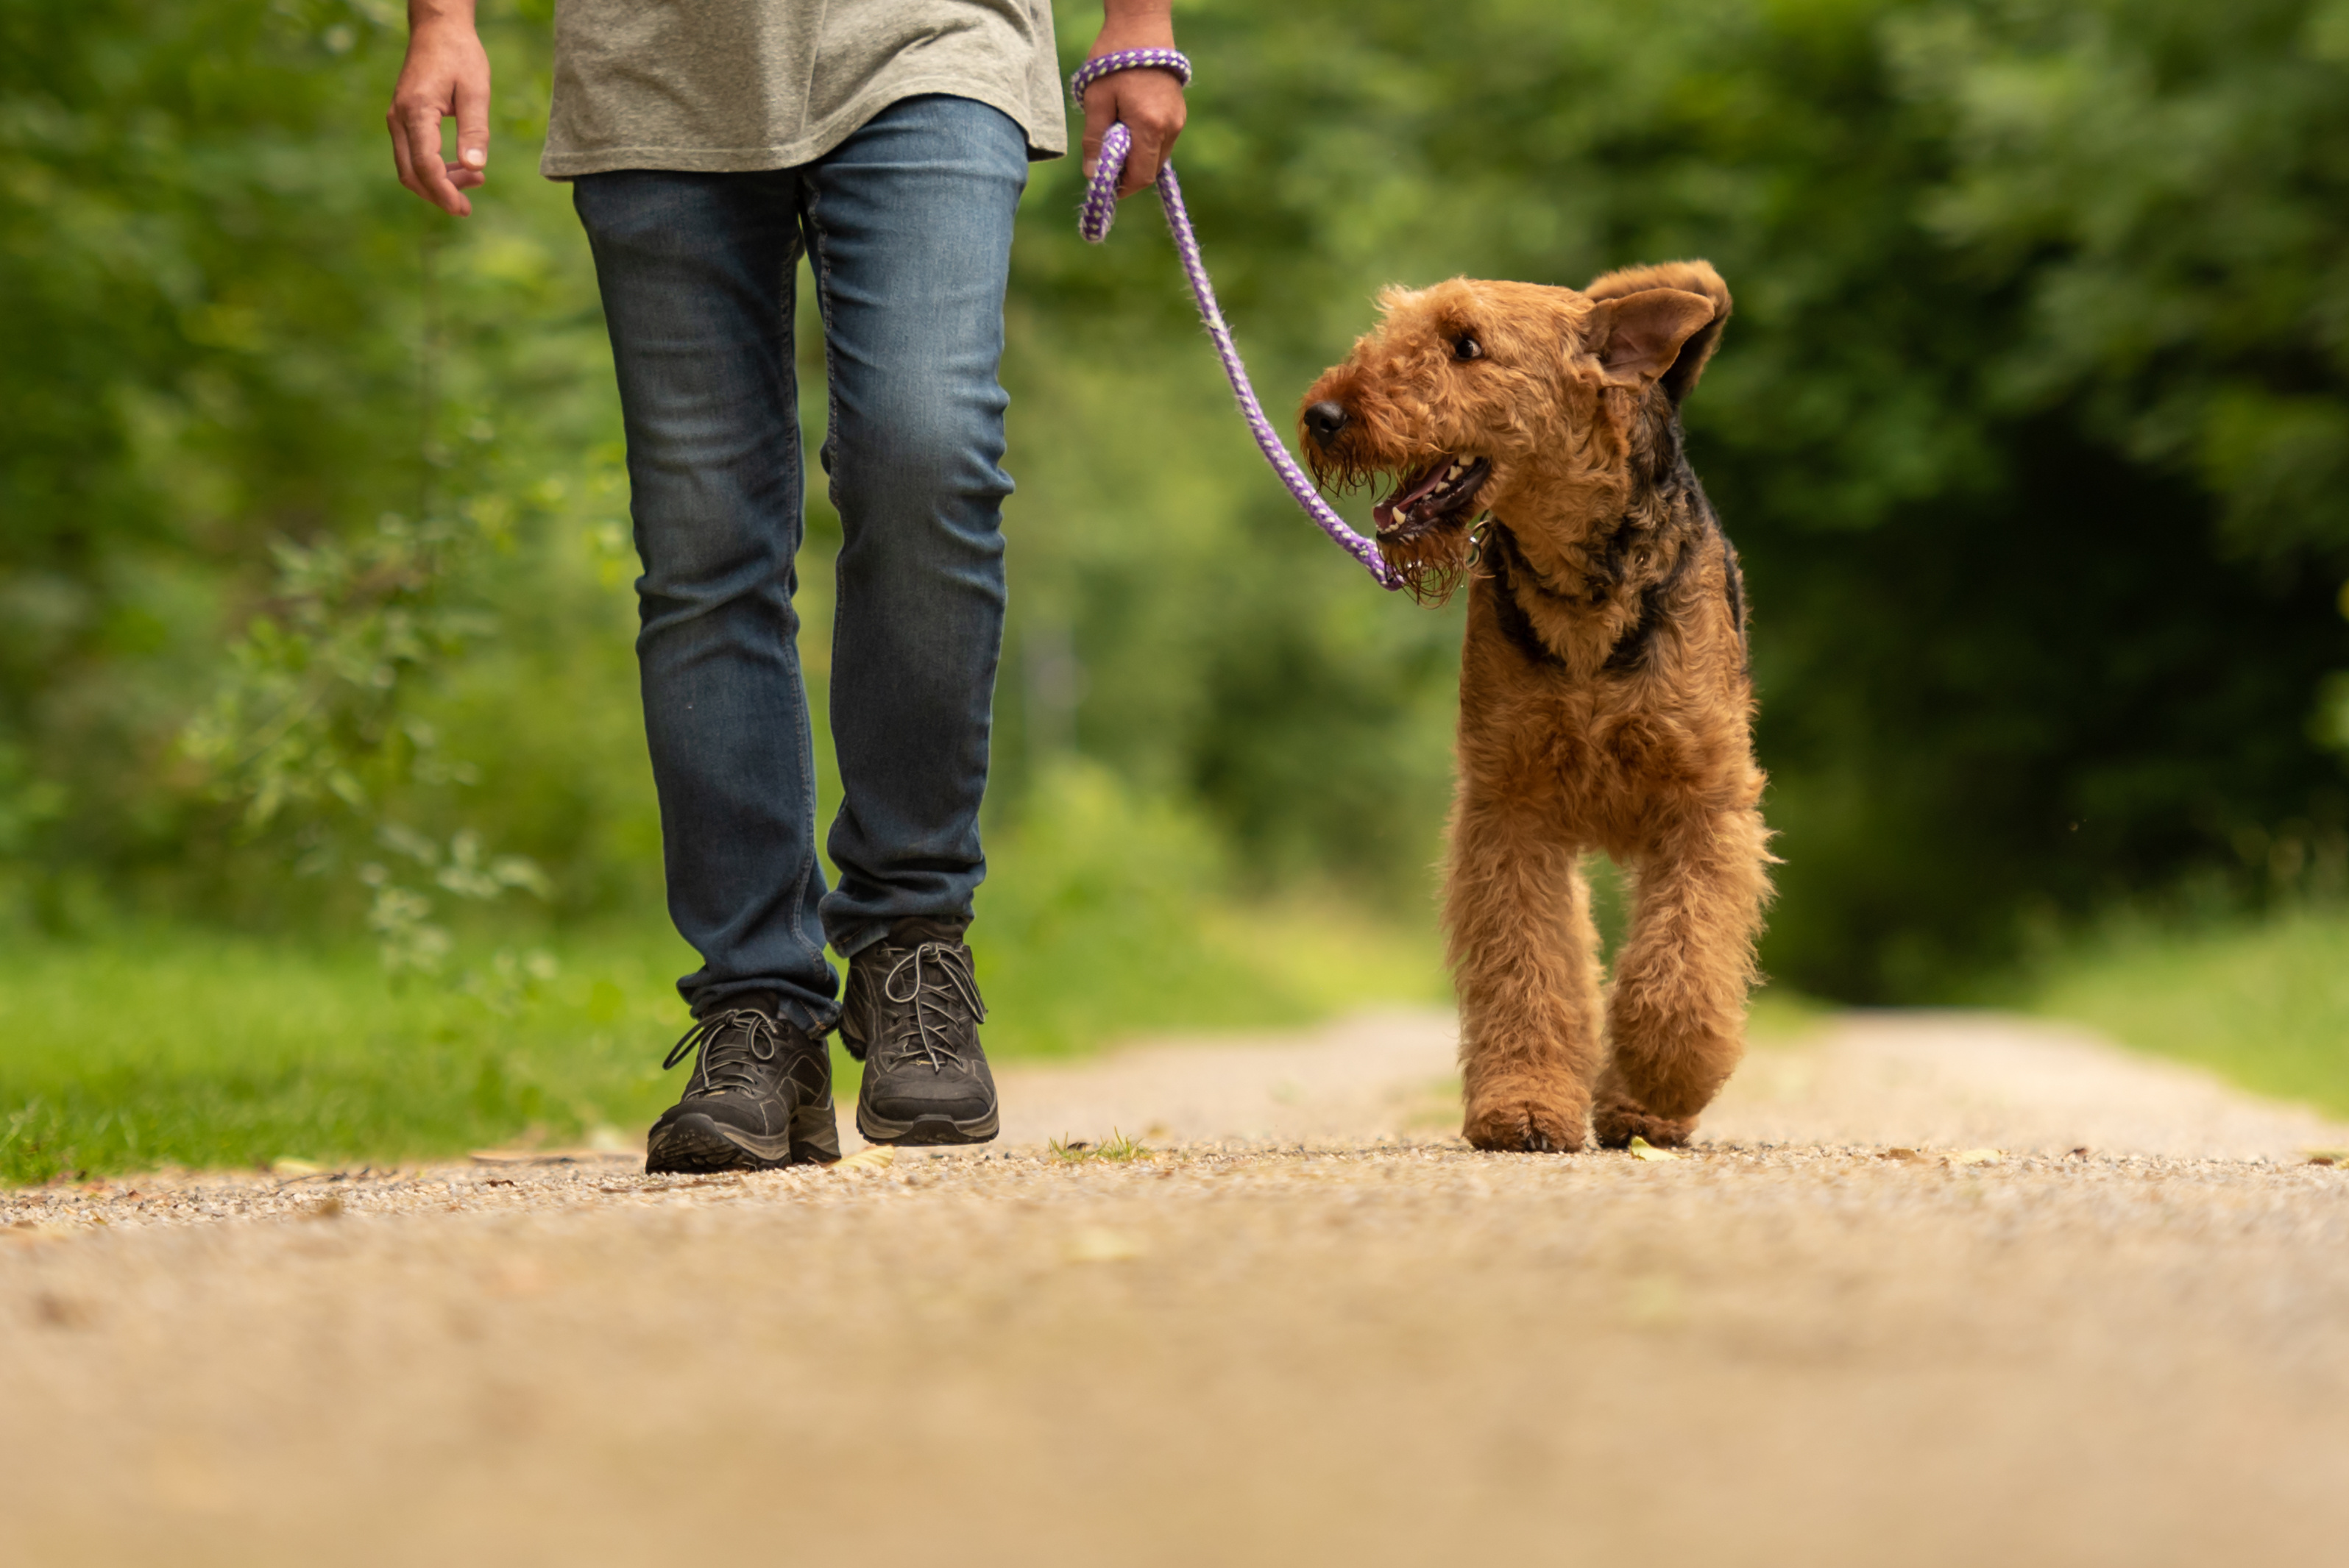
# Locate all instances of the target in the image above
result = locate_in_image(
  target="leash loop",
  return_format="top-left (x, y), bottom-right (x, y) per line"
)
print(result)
top-left (1073, 50), bottom-right (1403, 591)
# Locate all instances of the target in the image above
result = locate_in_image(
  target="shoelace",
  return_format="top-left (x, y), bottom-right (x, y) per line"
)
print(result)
top-left (662, 1007), bottom-right (784, 1096)
top-left (878, 943), bottom-right (987, 1073)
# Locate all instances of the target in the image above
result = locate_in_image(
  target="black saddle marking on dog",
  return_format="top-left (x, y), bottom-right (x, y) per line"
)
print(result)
top-left (1721, 533), bottom-right (1746, 641)
top-left (1606, 436), bottom-right (1745, 675)
top-left (1480, 522), bottom-right (1566, 670)
top-left (1484, 469), bottom-right (1729, 678)
top-left (1485, 513), bottom-right (1701, 676)
top-left (1688, 468), bottom-right (1751, 664)
top-left (1580, 509), bottom-right (1644, 604)
top-left (1639, 407), bottom-right (1687, 489)
top-left (1601, 533), bottom-right (1699, 675)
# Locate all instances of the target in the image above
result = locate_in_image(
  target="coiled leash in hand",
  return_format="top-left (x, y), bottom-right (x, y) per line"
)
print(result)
top-left (1072, 50), bottom-right (1404, 591)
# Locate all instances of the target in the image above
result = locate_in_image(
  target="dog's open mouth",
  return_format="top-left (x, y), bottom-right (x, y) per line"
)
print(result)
top-left (1372, 456), bottom-right (1491, 542)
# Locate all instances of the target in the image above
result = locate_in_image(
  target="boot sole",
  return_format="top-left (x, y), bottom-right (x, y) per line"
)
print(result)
top-left (854, 1103), bottom-right (1000, 1147)
top-left (645, 1103), bottom-right (842, 1174)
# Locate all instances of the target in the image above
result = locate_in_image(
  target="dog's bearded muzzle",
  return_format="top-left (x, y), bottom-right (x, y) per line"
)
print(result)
top-left (1367, 454), bottom-right (1489, 603)
top-left (1301, 399), bottom-right (1492, 605)
top-left (1372, 454), bottom-right (1491, 543)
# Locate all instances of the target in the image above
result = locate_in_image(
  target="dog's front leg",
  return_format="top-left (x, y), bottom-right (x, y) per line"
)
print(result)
top-left (1447, 789), bottom-right (1605, 1153)
top-left (1594, 805), bottom-right (1771, 1146)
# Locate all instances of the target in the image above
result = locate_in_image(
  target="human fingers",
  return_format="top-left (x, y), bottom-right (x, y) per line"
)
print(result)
top-left (1080, 82), bottom-right (1114, 180)
top-left (1114, 75), bottom-right (1187, 196)
top-left (403, 105), bottom-right (470, 216)
top-left (389, 107), bottom-right (425, 199)
top-left (1119, 128), bottom-right (1159, 196)
top-left (453, 61), bottom-right (491, 180)
top-left (392, 93), bottom-right (455, 212)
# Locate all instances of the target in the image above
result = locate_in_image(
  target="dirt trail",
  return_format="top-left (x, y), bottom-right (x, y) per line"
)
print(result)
top-left (7, 1010), bottom-right (2349, 1566)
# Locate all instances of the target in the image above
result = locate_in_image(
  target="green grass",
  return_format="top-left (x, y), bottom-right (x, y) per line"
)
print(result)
top-left (0, 900), bottom-right (1448, 1185)
top-left (2018, 905), bottom-right (2349, 1118)
top-left (1049, 1129), bottom-right (1153, 1163)
top-left (0, 927), bottom-right (689, 1185)
top-left (50, 893), bottom-right (2335, 1184)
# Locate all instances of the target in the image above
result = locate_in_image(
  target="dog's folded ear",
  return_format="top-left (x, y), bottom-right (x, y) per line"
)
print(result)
top-left (1584, 288), bottom-right (1719, 395)
top-left (1582, 260), bottom-right (1732, 403)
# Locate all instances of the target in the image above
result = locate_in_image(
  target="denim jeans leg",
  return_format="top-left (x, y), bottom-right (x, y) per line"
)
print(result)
top-left (801, 96), bottom-right (1029, 958)
top-left (572, 170), bottom-right (840, 1030)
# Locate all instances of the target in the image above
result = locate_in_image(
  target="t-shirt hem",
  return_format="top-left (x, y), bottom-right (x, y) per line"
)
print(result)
top-left (539, 77), bottom-right (1069, 180)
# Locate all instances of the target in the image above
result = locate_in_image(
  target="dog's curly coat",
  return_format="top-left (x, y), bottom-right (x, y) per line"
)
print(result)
top-left (1301, 261), bottom-right (1773, 1152)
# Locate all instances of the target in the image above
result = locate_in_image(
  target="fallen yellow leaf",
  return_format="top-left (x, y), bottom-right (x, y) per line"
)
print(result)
top-left (1948, 1149), bottom-right (2003, 1167)
top-left (833, 1146), bottom-right (894, 1171)
top-left (1627, 1136), bottom-right (1682, 1162)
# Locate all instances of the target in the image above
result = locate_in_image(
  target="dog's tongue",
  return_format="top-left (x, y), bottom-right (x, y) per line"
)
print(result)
top-left (1375, 461), bottom-right (1450, 530)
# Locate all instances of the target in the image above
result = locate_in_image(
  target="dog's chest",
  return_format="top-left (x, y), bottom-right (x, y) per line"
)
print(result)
top-left (1459, 626), bottom-right (1748, 834)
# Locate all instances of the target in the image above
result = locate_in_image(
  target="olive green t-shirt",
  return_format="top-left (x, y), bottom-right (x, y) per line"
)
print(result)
top-left (539, 0), bottom-right (1067, 178)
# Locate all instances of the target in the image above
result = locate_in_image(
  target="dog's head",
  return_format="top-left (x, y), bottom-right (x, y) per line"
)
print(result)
top-left (1299, 262), bottom-right (1730, 602)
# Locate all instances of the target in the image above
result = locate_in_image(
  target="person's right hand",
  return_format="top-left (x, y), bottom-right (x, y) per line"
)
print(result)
top-left (388, 4), bottom-right (491, 217)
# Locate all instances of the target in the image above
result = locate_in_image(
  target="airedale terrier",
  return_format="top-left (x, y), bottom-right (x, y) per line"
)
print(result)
top-left (1301, 261), bottom-right (1772, 1152)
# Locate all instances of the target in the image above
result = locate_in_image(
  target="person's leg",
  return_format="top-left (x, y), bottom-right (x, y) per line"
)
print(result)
top-left (572, 169), bottom-right (840, 1033)
top-left (798, 96), bottom-right (1028, 961)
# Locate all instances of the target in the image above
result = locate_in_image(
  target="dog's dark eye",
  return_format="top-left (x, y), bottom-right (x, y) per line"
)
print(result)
top-left (1453, 333), bottom-right (1484, 362)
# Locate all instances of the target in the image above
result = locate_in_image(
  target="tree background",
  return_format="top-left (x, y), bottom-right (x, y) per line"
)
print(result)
top-left (4, 0), bottom-right (2347, 1007)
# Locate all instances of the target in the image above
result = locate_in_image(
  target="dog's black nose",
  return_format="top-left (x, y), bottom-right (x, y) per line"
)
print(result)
top-left (1303, 400), bottom-right (1351, 447)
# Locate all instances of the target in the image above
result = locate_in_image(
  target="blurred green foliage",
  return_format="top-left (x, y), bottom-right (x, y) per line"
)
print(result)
top-left (2017, 904), bottom-right (2349, 1117)
top-left (0, 0), bottom-right (614, 945)
top-left (3, 0), bottom-right (2347, 1010)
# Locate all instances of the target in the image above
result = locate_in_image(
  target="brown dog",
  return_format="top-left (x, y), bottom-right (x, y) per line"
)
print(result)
top-left (1300, 261), bottom-right (1771, 1152)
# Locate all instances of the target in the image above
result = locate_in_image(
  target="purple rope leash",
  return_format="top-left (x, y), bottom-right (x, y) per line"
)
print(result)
top-left (1072, 50), bottom-right (1402, 591)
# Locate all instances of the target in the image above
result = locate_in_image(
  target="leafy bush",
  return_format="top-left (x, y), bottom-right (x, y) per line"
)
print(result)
top-left (974, 761), bottom-right (1446, 1055)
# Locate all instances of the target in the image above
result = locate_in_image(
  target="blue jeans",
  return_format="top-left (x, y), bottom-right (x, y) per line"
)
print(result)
top-left (573, 96), bottom-right (1027, 1032)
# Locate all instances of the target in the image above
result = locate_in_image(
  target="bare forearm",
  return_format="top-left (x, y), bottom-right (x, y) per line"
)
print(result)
top-left (1096, 0), bottom-right (1174, 46)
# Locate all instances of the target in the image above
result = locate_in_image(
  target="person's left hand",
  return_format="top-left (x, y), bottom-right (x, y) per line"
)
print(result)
top-left (1080, 59), bottom-right (1188, 198)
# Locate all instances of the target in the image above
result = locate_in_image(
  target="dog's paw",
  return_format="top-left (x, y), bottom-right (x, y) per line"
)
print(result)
top-left (1591, 1096), bottom-right (1696, 1151)
top-left (1463, 1096), bottom-right (1587, 1154)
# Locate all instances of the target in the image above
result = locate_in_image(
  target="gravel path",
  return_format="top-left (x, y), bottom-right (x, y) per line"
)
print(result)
top-left (7, 1010), bottom-right (2348, 1565)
